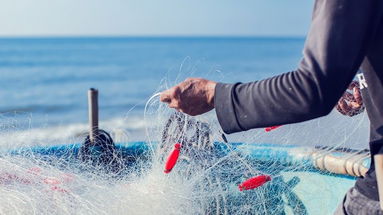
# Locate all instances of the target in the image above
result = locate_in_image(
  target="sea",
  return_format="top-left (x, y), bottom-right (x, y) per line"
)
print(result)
top-left (0, 37), bottom-right (369, 148)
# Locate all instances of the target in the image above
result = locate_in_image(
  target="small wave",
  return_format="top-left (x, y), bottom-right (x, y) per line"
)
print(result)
top-left (0, 116), bottom-right (154, 150)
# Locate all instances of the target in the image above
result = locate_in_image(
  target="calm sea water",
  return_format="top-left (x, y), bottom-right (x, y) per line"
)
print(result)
top-left (0, 37), bottom-right (305, 126)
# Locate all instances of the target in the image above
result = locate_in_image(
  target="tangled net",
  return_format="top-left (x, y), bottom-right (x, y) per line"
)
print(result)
top-left (0, 92), bottom-right (370, 214)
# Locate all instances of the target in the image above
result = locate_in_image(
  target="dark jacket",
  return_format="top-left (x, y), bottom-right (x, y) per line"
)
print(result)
top-left (214, 0), bottom-right (383, 201)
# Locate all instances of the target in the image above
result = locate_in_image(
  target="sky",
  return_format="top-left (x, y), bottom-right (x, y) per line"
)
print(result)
top-left (0, 0), bottom-right (314, 37)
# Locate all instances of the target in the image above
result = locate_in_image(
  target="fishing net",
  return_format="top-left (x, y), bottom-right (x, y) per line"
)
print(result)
top-left (0, 82), bottom-right (370, 215)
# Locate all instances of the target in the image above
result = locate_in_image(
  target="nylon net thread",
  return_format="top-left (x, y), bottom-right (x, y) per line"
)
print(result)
top-left (0, 84), bottom-right (370, 215)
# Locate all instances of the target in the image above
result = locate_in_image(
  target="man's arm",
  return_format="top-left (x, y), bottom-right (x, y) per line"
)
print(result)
top-left (214, 0), bottom-right (381, 133)
top-left (161, 0), bottom-right (382, 134)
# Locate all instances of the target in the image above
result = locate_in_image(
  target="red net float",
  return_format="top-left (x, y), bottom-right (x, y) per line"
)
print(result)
top-left (239, 175), bottom-right (271, 191)
top-left (265, 125), bottom-right (282, 132)
top-left (164, 143), bottom-right (181, 174)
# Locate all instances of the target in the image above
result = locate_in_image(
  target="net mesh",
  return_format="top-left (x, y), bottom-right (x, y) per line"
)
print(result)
top-left (0, 84), bottom-right (370, 215)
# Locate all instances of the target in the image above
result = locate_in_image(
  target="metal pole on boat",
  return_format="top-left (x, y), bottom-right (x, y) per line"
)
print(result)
top-left (374, 154), bottom-right (383, 210)
top-left (88, 88), bottom-right (99, 144)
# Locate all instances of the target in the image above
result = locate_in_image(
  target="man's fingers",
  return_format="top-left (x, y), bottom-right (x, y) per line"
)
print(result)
top-left (339, 100), bottom-right (352, 113)
top-left (160, 86), bottom-right (181, 103)
top-left (160, 86), bottom-right (183, 112)
top-left (160, 88), bottom-right (173, 103)
top-left (343, 91), bottom-right (354, 102)
top-left (336, 104), bottom-right (345, 115)
top-left (353, 87), bottom-right (363, 105)
top-left (160, 93), bottom-right (171, 104)
top-left (350, 101), bottom-right (361, 109)
top-left (336, 101), bottom-right (347, 115)
top-left (168, 99), bottom-right (181, 109)
top-left (337, 81), bottom-right (364, 117)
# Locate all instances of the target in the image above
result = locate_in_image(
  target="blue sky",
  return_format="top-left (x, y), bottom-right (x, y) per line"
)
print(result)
top-left (0, 0), bottom-right (314, 37)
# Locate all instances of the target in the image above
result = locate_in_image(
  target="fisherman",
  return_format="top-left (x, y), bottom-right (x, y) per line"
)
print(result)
top-left (160, 0), bottom-right (383, 214)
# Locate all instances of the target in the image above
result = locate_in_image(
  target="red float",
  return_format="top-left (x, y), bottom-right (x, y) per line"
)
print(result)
top-left (164, 143), bottom-right (181, 173)
top-left (265, 125), bottom-right (282, 132)
top-left (239, 175), bottom-right (271, 191)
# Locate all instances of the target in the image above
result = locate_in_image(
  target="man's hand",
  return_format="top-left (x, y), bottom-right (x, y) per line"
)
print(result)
top-left (336, 81), bottom-right (364, 117)
top-left (160, 78), bottom-right (217, 116)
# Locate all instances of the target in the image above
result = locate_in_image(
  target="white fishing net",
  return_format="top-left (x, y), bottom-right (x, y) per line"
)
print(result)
top-left (0, 80), bottom-right (370, 215)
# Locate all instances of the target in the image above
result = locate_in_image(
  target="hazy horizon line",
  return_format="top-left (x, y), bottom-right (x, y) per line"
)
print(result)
top-left (0, 34), bottom-right (306, 39)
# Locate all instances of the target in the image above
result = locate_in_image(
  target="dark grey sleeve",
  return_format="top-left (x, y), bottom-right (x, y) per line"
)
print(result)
top-left (215, 0), bottom-right (381, 134)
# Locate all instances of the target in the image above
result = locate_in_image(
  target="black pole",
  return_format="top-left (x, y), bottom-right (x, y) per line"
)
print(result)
top-left (88, 88), bottom-right (99, 144)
